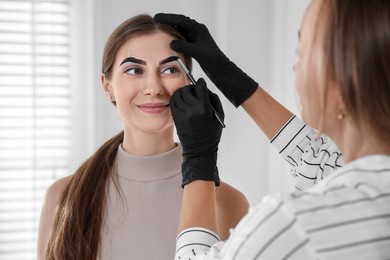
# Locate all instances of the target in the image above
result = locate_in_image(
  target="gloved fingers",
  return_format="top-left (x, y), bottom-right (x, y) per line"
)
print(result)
top-left (170, 85), bottom-right (196, 112)
top-left (154, 13), bottom-right (197, 32)
top-left (194, 77), bottom-right (206, 87)
top-left (169, 92), bottom-right (185, 119)
top-left (170, 40), bottom-right (197, 57)
top-left (192, 78), bottom-right (208, 100)
top-left (170, 79), bottom-right (213, 120)
top-left (179, 84), bottom-right (200, 107)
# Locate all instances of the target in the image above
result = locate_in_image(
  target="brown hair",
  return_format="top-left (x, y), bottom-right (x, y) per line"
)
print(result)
top-left (102, 14), bottom-right (192, 80)
top-left (45, 14), bottom-right (191, 259)
top-left (303, 0), bottom-right (390, 143)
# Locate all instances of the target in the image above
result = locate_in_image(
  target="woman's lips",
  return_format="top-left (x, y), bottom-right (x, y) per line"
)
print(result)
top-left (137, 103), bottom-right (169, 113)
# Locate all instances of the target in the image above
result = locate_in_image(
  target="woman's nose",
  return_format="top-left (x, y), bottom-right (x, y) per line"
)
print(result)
top-left (142, 74), bottom-right (165, 96)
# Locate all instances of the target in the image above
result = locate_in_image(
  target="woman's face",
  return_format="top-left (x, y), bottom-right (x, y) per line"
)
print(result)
top-left (103, 32), bottom-right (188, 134)
top-left (294, 2), bottom-right (341, 133)
top-left (294, 4), bottom-right (320, 127)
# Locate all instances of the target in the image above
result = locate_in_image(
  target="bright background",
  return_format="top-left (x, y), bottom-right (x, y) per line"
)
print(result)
top-left (0, 0), bottom-right (310, 258)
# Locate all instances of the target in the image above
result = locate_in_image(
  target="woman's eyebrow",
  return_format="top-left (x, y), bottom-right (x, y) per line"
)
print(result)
top-left (159, 55), bottom-right (178, 65)
top-left (119, 57), bottom-right (146, 66)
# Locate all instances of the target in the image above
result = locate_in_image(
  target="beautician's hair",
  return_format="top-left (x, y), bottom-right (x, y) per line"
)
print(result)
top-left (304, 0), bottom-right (390, 143)
top-left (45, 14), bottom-right (191, 259)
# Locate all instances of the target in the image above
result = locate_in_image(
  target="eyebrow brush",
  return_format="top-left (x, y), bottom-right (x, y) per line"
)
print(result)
top-left (172, 56), bottom-right (226, 128)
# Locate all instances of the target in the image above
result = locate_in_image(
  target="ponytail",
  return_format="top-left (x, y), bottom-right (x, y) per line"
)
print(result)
top-left (45, 131), bottom-right (124, 259)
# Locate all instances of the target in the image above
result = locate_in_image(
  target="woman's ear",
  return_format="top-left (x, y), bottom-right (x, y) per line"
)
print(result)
top-left (332, 84), bottom-right (347, 120)
top-left (336, 92), bottom-right (347, 120)
top-left (101, 73), bottom-right (114, 102)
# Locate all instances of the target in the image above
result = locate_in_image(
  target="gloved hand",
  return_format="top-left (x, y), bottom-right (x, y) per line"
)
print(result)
top-left (155, 13), bottom-right (258, 107)
top-left (170, 78), bottom-right (224, 187)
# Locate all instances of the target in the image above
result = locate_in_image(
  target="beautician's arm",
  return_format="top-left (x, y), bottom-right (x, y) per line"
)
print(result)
top-left (178, 181), bottom-right (217, 233)
top-left (156, 14), bottom-right (343, 194)
top-left (169, 78), bottom-right (223, 235)
top-left (170, 79), bottom-right (223, 259)
top-left (155, 13), bottom-right (293, 140)
top-left (241, 87), bottom-right (293, 140)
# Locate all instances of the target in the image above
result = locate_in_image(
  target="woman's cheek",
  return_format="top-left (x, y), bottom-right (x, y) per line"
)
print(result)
top-left (163, 78), bottom-right (188, 96)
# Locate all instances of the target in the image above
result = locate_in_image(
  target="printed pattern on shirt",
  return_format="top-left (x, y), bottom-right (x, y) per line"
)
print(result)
top-left (271, 115), bottom-right (344, 191)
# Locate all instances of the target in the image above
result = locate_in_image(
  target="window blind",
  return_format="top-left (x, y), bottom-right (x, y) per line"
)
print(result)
top-left (0, 0), bottom-right (71, 259)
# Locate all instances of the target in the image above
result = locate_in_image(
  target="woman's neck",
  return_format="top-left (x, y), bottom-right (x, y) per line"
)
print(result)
top-left (122, 129), bottom-right (176, 156)
top-left (332, 120), bottom-right (390, 163)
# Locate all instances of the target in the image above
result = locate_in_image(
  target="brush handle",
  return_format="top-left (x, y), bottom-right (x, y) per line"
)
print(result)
top-left (211, 106), bottom-right (226, 128)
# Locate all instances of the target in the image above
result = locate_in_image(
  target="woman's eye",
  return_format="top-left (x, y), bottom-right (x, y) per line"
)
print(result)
top-left (125, 67), bottom-right (143, 75)
top-left (161, 66), bottom-right (180, 75)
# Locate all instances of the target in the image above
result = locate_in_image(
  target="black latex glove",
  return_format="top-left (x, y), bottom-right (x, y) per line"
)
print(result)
top-left (155, 13), bottom-right (258, 107)
top-left (170, 78), bottom-right (224, 187)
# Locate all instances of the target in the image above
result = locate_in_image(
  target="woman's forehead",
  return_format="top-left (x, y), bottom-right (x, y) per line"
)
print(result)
top-left (115, 32), bottom-right (177, 64)
top-left (298, 0), bottom-right (319, 47)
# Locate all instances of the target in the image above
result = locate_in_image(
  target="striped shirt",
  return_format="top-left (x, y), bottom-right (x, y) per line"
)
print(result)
top-left (175, 116), bottom-right (390, 259)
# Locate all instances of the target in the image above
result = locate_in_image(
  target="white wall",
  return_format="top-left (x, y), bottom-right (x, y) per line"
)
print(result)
top-left (75, 0), bottom-right (310, 205)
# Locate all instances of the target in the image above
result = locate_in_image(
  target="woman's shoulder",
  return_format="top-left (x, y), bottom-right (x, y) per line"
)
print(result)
top-left (37, 174), bottom-right (73, 259)
top-left (40, 175), bottom-right (73, 219)
top-left (217, 181), bottom-right (248, 204)
top-left (215, 181), bottom-right (250, 239)
top-left (39, 175), bottom-right (73, 230)
top-left (45, 175), bottom-right (73, 203)
top-left (216, 181), bottom-right (249, 214)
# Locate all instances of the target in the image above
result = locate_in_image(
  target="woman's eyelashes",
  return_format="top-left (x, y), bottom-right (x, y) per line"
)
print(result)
top-left (123, 65), bottom-right (181, 76)
top-left (161, 65), bottom-right (180, 75)
top-left (124, 66), bottom-right (143, 75)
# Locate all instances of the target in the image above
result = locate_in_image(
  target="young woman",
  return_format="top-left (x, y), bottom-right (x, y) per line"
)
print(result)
top-left (157, 0), bottom-right (390, 258)
top-left (36, 14), bottom-right (249, 260)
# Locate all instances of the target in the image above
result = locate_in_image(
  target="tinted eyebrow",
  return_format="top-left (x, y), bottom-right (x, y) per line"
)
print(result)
top-left (119, 57), bottom-right (146, 66)
top-left (159, 55), bottom-right (179, 65)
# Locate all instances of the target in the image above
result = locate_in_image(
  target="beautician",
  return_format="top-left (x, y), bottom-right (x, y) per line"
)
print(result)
top-left (155, 0), bottom-right (390, 258)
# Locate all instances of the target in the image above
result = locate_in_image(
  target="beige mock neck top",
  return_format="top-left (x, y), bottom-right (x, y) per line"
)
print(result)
top-left (100, 144), bottom-right (183, 259)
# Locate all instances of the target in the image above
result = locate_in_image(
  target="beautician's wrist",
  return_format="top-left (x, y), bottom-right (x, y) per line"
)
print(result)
top-left (181, 167), bottom-right (220, 187)
top-left (179, 180), bottom-right (218, 233)
top-left (184, 180), bottom-right (216, 189)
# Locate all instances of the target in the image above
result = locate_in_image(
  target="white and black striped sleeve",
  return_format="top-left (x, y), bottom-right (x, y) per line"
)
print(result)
top-left (175, 228), bottom-right (222, 260)
top-left (271, 115), bottom-right (344, 191)
top-left (174, 196), bottom-right (315, 260)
